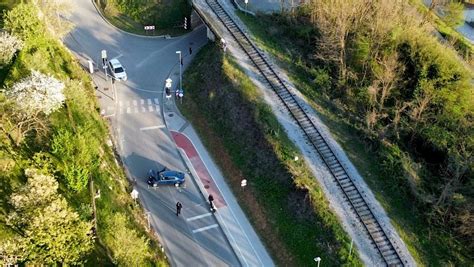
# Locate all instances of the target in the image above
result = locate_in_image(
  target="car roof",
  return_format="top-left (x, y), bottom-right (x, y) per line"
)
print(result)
top-left (162, 171), bottom-right (184, 178)
top-left (109, 58), bottom-right (122, 68)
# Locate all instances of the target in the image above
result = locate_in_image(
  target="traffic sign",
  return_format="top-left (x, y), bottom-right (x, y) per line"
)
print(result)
top-left (165, 78), bottom-right (172, 88)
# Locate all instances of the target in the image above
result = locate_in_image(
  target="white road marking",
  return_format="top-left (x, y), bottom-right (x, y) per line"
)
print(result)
top-left (148, 105), bottom-right (154, 112)
top-left (139, 125), bottom-right (165, 131)
top-left (134, 106), bottom-right (139, 113)
top-left (155, 105), bottom-right (160, 112)
top-left (186, 213), bottom-right (212, 222)
top-left (141, 99), bottom-right (145, 105)
top-left (126, 107), bottom-right (131, 113)
top-left (154, 98), bottom-right (159, 105)
top-left (133, 100), bottom-right (138, 106)
top-left (141, 106), bottom-right (146, 112)
top-left (192, 224), bottom-right (218, 233)
top-left (147, 99), bottom-right (152, 105)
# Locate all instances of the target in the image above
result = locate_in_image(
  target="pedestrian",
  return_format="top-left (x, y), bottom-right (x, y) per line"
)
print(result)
top-left (208, 194), bottom-right (215, 212)
top-left (176, 201), bottom-right (182, 216)
top-left (189, 46), bottom-right (192, 55)
top-left (221, 38), bottom-right (227, 54)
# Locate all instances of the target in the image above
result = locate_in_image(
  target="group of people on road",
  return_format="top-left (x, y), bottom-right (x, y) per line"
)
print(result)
top-left (176, 194), bottom-right (216, 216)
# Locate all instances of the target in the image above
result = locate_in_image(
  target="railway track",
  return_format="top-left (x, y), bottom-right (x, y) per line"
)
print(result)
top-left (203, 0), bottom-right (405, 266)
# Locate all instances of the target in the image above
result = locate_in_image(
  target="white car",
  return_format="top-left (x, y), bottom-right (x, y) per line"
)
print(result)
top-left (107, 58), bottom-right (127, 81)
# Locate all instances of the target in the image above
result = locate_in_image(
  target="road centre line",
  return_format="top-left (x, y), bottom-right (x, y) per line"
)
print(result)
top-left (186, 212), bottom-right (212, 222)
top-left (192, 224), bottom-right (218, 233)
top-left (140, 125), bottom-right (165, 131)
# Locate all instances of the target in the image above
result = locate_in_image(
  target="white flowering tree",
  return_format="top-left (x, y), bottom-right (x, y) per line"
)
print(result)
top-left (2, 70), bottom-right (65, 145)
top-left (0, 31), bottom-right (23, 68)
top-left (0, 169), bottom-right (93, 265)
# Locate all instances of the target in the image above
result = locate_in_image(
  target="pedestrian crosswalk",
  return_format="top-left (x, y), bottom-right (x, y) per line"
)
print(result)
top-left (101, 98), bottom-right (161, 115)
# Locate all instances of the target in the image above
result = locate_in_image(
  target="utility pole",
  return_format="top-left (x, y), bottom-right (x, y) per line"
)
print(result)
top-left (176, 51), bottom-right (182, 92)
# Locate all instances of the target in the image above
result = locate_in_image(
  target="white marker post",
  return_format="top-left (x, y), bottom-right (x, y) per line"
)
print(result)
top-left (241, 179), bottom-right (247, 191)
top-left (88, 60), bottom-right (94, 74)
top-left (131, 188), bottom-right (139, 203)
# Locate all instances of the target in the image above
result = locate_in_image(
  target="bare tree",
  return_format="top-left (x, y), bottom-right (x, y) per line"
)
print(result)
top-left (309, 0), bottom-right (371, 85)
top-left (365, 52), bottom-right (403, 134)
top-left (32, 0), bottom-right (73, 39)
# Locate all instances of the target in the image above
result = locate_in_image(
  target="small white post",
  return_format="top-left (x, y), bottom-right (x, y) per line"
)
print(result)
top-left (88, 60), bottom-right (94, 74)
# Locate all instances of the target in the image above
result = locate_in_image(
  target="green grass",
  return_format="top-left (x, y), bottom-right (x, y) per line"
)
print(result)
top-left (179, 43), bottom-right (362, 266)
top-left (236, 11), bottom-right (473, 266)
top-left (93, 0), bottom-right (191, 36)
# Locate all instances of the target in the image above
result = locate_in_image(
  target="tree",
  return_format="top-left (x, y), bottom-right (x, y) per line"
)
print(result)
top-left (2, 70), bottom-right (65, 145)
top-left (427, 0), bottom-right (464, 27)
top-left (0, 32), bottom-right (23, 68)
top-left (51, 126), bottom-right (99, 192)
top-left (31, 0), bottom-right (73, 39)
top-left (309, 0), bottom-right (371, 85)
top-left (3, 3), bottom-right (46, 41)
top-left (1, 169), bottom-right (93, 265)
top-left (104, 213), bottom-right (151, 266)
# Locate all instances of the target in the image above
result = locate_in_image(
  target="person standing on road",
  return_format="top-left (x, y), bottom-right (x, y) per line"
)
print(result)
top-left (189, 46), bottom-right (192, 55)
top-left (176, 202), bottom-right (182, 216)
top-left (208, 194), bottom-right (215, 212)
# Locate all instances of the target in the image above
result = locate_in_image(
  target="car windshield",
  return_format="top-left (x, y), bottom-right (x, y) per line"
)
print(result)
top-left (114, 67), bottom-right (124, 73)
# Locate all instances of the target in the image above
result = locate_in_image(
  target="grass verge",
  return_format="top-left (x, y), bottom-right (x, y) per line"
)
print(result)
top-left (179, 43), bottom-right (362, 266)
top-left (236, 11), bottom-right (473, 266)
top-left (93, 0), bottom-right (191, 36)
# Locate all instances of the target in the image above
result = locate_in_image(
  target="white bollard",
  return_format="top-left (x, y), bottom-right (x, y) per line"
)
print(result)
top-left (88, 60), bottom-right (94, 74)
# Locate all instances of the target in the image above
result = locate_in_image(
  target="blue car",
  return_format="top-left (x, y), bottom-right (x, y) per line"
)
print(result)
top-left (147, 168), bottom-right (185, 187)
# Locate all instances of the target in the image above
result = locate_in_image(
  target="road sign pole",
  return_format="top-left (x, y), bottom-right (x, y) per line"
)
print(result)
top-left (101, 50), bottom-right (108, 81)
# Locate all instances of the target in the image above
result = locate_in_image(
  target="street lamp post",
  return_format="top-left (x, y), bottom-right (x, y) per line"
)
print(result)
top-left (314, 257), bottom-right (321, 267)
top-left (176, 51), bottom-right (182, 92)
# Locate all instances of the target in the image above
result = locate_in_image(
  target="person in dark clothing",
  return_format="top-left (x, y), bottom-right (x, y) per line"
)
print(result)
top-left (208, 194), bottom-right (215, 212)
top-left (176, 202), bottom-right (182, 216)
top-left (189, 46), bottom-right (192, 55)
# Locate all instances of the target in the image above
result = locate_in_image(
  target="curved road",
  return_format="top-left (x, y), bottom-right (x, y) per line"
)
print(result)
top-left (65, 1), bottom-right (240, 266)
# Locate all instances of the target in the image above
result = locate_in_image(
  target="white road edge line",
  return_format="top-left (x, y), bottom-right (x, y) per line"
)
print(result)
top-left (140, 125), bottom-right (165, 131)
top-left (186, 212), bottom-right (212, 222)
top-left (192, 224), bottom-right (218, 233)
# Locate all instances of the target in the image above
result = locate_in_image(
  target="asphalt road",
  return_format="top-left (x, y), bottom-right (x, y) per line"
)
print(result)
top-left (65, 1), bottom-right (241, 266)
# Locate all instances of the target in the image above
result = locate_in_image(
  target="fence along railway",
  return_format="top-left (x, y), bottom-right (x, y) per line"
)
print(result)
top-left (203, 0), bottom-right (406, 266)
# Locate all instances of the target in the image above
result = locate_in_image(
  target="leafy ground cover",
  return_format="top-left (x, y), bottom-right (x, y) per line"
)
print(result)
top-left (94, 0), bottom-right (191, 36)
top-left (179, 43), bottom-right (362, 266)
top-left (236, 9), bottom-right (473, 266)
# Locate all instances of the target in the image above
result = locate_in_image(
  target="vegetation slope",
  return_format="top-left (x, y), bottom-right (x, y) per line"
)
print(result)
top-left (235, 0), bottom-right (473, 265)
top-left (0, 2), bottom-right (167, 265)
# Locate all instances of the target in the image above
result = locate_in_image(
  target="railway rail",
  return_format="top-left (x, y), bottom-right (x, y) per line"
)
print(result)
top-left (203, 0), bottom-right (405, 266)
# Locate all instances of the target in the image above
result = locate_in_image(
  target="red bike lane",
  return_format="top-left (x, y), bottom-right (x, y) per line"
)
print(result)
top-left (171, 131), bottom-right (226, 208)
